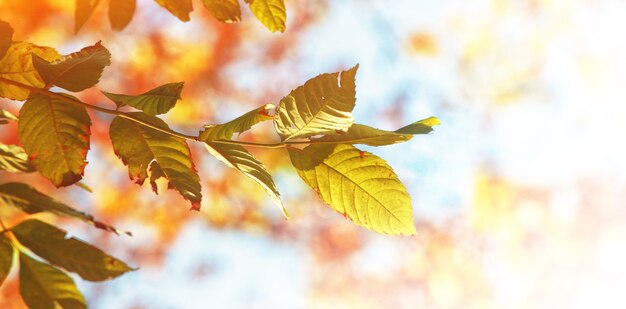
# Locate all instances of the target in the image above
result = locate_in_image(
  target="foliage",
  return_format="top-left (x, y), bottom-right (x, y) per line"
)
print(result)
top-left (0, 13), bottom-right (438, 307)
top-left (76, 0), bottom-right (287, 32)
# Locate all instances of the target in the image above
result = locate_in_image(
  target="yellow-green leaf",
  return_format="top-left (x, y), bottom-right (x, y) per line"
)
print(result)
top-left (201, 0), bottom-right (241, 23)
top-left (199, 104), bottom-right (274, 141)
top-left (109, 113), bottom-right (202, 209)
top-left (0, 143), bottom-right (34, 173)
top-left (109, 0), bottom-right (136, 31)
top-left (395, 116), bottom-right (440, 135)
top-left (0, 109), bottom-right (18, 124)
top-left (13, 220), bottom-right (134, 282)
top-left (32, 41), bottom-right (111, 92)
top-left (0, 20), bottom-right (13, 60)
top-left (0, 182), bottom-right (127, 235)
top-left (312, 124), bottom-right (413, 146)
top-left (0, 42), bottom-right (60, 100)
top-left (102, 82), bottom-right (183, 115)
top-left (154, 0), bottom-right (193, 22)
top-left (245, 0), bottom-right (286, 32)
top-left (19, 253), bottom-right (86, 309)
top-left (0, 234), bottom-right (12, 286)
top-left (288, 144), bottom-right (416, 235)
top-left (204, 143), bottom-right (287, 216)
top-left (18, 93), bottom-right (91, 187)
top-left (75, 0), bottom-right (101, 33)
top-left (274, 65), bottom-right (358, 141)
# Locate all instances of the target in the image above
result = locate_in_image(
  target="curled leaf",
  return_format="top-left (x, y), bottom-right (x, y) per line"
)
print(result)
top-left (0, 234), bottom-right (12, 286)
top-left (102, 82), bottom-right (183, 115)
top-left (0, 109), bottom-right (18, 124)
top-left (0, 143), bottom-right (35, 173)
top-left (395, 116), bottom-right (440, 135)
top-left (199, 103), bottom-right (274, 141)
top-left (0, 20), bottom-right (13, 60)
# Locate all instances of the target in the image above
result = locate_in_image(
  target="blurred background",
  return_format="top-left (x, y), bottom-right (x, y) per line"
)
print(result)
top-left (2, 0), bottom-right (626, 307)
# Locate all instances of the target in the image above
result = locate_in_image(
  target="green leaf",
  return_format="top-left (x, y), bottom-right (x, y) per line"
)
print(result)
top-left (204, 143), bottom-right (287, 216)
top-left (32, 41), bottom-right (111, 92)
top-left (102, 82), bottom-right (184, 115)
top-left (75, 0), bottom-right (101, 33)
top-left (274, 65), bottom-right (358, 141)
top-left (244, 0), bottom-right (286, 32)
top-left (0, 233), bottom-right (13, 286)
top-left (13, 220), bottom-right (134, 282)
top-left (0, 143), bottom-right (35, 173)
top-left (0, 108), bottom-right (18, 124)
top-left (201, 0), bottom-right (241, 23)
top-left (109, 113), bottom-right (202, 209)
top-left (154, 0), bottom-right (193, 22)
top-left (199, 104), bottom-right (274, 141)
top-left (0, 182), bottom-right (127, 235)
top-left (109, 0), bottom-right (136, 31)
top-left (18, 93), bottom-right (91, 187)
top-left (0, 20), bottom-right (13, 60)
top-left (288, 144), bottom-right (416, 235)
top-left (19, 253), bottom-right (86, 309)
top-left (395, 116), bottom-right (440, 135)
top-left (0, 42), bottom-right (60, 100)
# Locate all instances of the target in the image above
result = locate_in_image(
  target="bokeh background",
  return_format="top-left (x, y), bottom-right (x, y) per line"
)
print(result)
top-left (2, 0), bottom-right (626, 308)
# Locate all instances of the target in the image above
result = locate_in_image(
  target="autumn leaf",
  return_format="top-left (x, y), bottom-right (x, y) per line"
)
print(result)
top-left (0, 109), bottom-right (18, 125)
top-left (75, 0), bottom-right (101, 33)
top-left (32, 41), bottom-right (111, 92)
top-left (0, 42), bottom-right (60, 100)
top-left (0, 182), bottom-right (127, 235)
top-left (274, 65), bottom-right (358, 140)
top-left (201, 0), bottom-right (241, 23)
top-left (0, 234), bottom-right (12, 286)
top-left (109, 113), bottom-right (202, 209)
top-left (0, 20), bottom-right (13, 60)
top-left (19, 253), bottom-right (86, 309)
top-left (109, 0), bottom-right (136, 31)
top-left (0, 143), bottom-right (35, 173)
top-left (154, 0), bottom-right (193, 22)
top-left (18, 93), bottom-right (91, 187)
top-left (245, 0), bottom-right (286, 32)
top-left (102, 82), bottom-right (184, 115)
top-left (288, 144), bottom-right (416, 235)
top-left (204, 143), bottom-right (287, 216)
top-left (12, 220), bottom-right (135, 281)
top-left (199, 104), bottom-right (274, 141)
top-left (311, 117), bottom-right (440, 146)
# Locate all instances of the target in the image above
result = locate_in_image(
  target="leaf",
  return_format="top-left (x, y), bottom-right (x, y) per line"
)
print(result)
top-left (201, 0), bottom-right (241, 23)
top-left (109, 113), bottom-right (202, 209)
top-left (19, 253), bottom-right (86, 309)
top-left (395, 116), bottom-right (440, 135)
top-left (274, 65), bottom-right (358, 141)
top-left (109, 0), bottom-right (136, 31)
top-left (0, 42), bottom-right (60, 100)
top-left (288, 144), bottom-right (416, 235)
top-left (0, 234), bottom-right (12, 286)
top-left (154, 0), bottom-right (193, 22)
top-left (0, 20), bottom-right (13, 60)
top-left (199, 104), bottom-right (274, 141)
top-left (204, 143), bottom-right (287, 216)
top-left (102, 82), bottom-right (184, 115)
top-left (32, 41), bottom-right (111, 92)
top-left (0, 108), bottom-right (18, 125)
top-left (18, 93), bottom-right (91, 187)
top-left (0, 143), bottom-right (35, 173)
top-left (75, 0), bottom-right (101, 33)
top-left (0, 182), bottom-right (127, 234)
top-left (12, 220), bottom-right (134, 282)
top-left (244, 0), bottom-right (286, 32)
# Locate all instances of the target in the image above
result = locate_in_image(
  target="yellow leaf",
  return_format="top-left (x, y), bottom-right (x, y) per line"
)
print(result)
top-left (0, 42), bottom-right (60, 100)
top-left (0, 108), bottom-right (18, 124)
top-left (0, 143), bottom-right (34, 173)
top-left (201, 0), bottom-right (241, 23)
top-left (0, 234), bottom-right (12, 286)
top-left (245, 0), bottom-right (286, 32)
top-left (288, 144), bottom-right (416, 235)
top-left (108, 0), bottom-right (136, 31)
top-left (0, 20), bottom-right (13, 60)
top-left (395, 116), bottom-right (440, 135)
top-left (274, 64), bottom-right (358, 141)
top-left (199, 104), bottom-right (274, 141)
top-left (18, 93), bottom-right (91, 187)
top-left (154, 0), bottom-right (193, 22)
top-left (312, 124), bottom-right (414, 146)
top-left (75, 0), bottom-right (101, 33)
top-left (102, 82), bottom-right (183, 115)
top-left (32, 41), bottom-right (111, 92)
